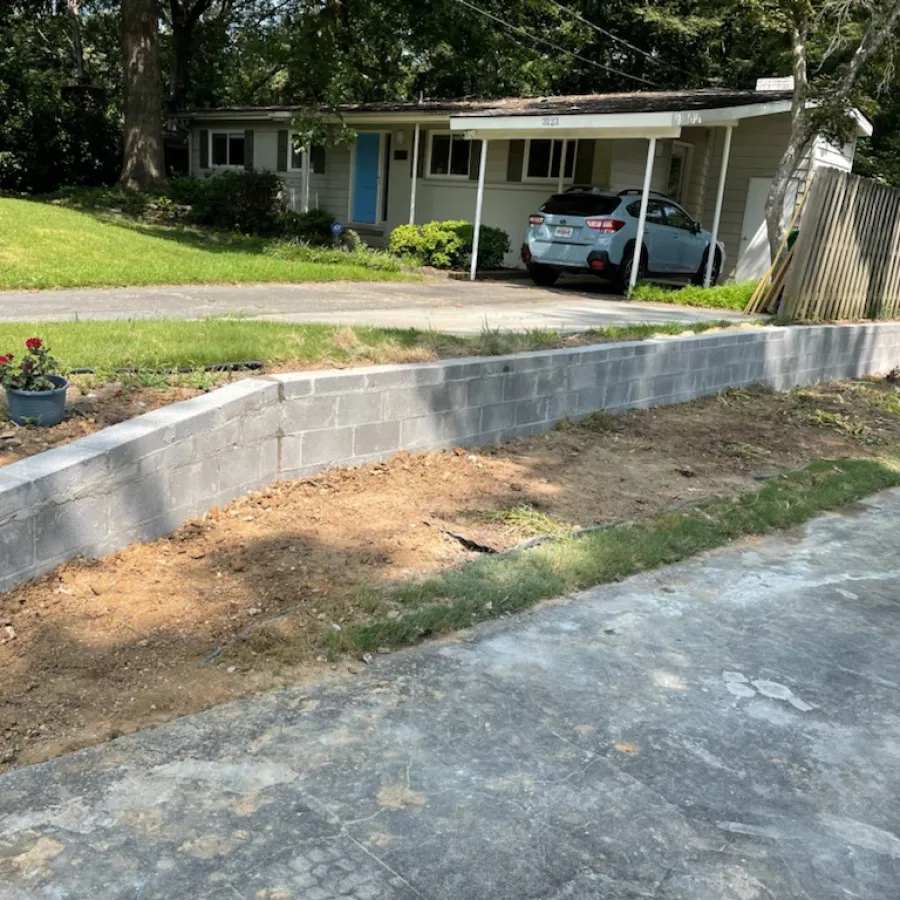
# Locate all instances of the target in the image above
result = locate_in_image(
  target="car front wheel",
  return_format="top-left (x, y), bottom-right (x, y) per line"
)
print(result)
top-left (528, 264), bottom-right (559, 287)
top-left (693, 248), bottom-right (722, 286)
top-left (614, 249), bottom-right (647, 294)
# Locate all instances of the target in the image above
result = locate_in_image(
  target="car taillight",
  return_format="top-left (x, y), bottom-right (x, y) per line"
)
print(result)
top-left (585, 218), bottom-right (626, 232)
top-left (528, 214), bottom-right (545, 226)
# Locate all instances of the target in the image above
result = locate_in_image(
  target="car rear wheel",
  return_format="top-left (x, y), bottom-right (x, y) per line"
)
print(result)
top-left (692, 248), bottom-right (722, 286)
top-left (614, 249), bottom-right (647, 294)
top-left (528, 264), bottom-right (559, 287)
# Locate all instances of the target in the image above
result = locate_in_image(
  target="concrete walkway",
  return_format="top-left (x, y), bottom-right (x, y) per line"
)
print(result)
top-left (0, 279), bottom-right (751, 334)
top-left (3, 493), bottom-right (900, 899)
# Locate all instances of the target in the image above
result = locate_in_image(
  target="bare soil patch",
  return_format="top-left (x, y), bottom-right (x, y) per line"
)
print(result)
top-left (3, 379), bottom-right (900, 770)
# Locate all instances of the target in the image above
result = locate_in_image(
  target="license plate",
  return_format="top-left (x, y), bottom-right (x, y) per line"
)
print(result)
top-left (554, 226), bottom-right (574, 238)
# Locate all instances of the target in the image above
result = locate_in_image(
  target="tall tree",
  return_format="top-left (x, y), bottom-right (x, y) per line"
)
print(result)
top-left (119, 0), bottom-right (165, 188)
top-left (764, 0), bottom-right (900, 255)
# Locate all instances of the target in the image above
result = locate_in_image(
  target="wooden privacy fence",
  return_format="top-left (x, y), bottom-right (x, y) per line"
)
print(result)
top-left (780, 168), bottom-right (900, 321)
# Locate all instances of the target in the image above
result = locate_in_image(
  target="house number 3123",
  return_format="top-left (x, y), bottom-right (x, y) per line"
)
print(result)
top-left (541, 116), bottom-right (560, 126)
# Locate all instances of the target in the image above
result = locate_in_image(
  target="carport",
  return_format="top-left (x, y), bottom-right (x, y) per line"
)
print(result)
top-left (442, 96), bottom-right (782, 287)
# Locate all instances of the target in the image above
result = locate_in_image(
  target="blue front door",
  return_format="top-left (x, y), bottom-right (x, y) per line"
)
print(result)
top-left (352, 133), bottom-right (380, 223)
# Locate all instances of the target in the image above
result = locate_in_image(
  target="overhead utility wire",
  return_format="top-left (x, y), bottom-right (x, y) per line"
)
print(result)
top-left (546, 0), bottom-right (695, 80)
top-left (453, 0), bottom-right (659, 87)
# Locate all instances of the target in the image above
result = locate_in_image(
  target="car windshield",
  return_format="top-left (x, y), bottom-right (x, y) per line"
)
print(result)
top-left (539, 194), bottom-right (620, 217)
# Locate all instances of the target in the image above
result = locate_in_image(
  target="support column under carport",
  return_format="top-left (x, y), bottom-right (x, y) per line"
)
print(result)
top-left (704, 124), bottom-right (734, 287)
top-left (469, 139), bottom-right (489, 281)
top-left (629, 137), bottom-right (657, 295)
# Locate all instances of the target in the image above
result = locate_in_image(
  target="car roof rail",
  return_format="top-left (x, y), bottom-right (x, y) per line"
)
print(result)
top-left (617, 188), bottom-right (672, 200)
top-left (563, 185), bottom-right (615, 194)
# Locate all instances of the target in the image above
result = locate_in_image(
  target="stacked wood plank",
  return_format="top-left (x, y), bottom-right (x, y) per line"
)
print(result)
top-left (774, 169), bottom-right (900, 321)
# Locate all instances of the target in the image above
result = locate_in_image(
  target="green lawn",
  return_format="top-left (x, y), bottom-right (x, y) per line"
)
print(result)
top-left (0, 198), bottom-right (413, 290)
top-left (0, 318), bottom-right (744, 373)
top-left (631, 280), bottom-right (757, 311)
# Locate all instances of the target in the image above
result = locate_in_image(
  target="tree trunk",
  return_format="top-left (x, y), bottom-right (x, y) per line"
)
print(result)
top-left (169, 20), bottom-right (193, 111)
top-left (764, 14), bottom-right (809, 260)
top-left (119, 0), bottom-right (165, 190)
top-left (67, 0), bottom-right (87, 85)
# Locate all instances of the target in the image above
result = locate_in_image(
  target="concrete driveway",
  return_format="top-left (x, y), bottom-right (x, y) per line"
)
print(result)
top-left (0, 277), bottom-right (751, 334)
top-left (2, 492), bottom-right (899, 899)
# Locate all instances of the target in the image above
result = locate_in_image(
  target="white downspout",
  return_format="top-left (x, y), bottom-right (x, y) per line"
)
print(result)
top-left (409, 124), bottom-right (421, 225)
top-left (469, 139), bottom-right (489, 282)
top-left (629, 136), bottom-right (657, 295)
top-left (557, 139), bottom-right (568, 194)
top-left (704, 125), bottom-right (733, 287)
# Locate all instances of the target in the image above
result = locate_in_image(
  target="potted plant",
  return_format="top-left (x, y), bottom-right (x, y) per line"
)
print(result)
top-left (0, 337), bottom-right (68, 427)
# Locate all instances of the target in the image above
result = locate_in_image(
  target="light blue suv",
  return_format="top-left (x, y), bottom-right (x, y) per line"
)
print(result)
top-left (521, 188), bottom-right (725, 292)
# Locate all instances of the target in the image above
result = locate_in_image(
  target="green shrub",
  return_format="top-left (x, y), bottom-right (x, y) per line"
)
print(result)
top-left (389, 219), bottom-right (511, 270)
top-left (47, 186), bottom-right (152, 218)
top-left (188, 170), bottom-right (283, 235)
top-left (277, 207), bottom-right (336, 245)
top-left (166, 175), bottom-right (210, 207)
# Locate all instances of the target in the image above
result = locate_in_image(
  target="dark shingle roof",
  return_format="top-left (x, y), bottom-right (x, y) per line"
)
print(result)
top-left (187, 89), bottom-right (793, 119)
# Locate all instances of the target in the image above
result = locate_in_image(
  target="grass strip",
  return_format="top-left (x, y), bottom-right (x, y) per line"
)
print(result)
top-left (0, 318), bottom-right (744, 373)
top-left (328, 455), bottom-right (900, 655)
top-left (631, 280), bottom-right (757, 311)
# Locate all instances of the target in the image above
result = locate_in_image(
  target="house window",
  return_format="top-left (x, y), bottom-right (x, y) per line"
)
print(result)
top-left (290, 140), bottom-right (304, 171)
top-left (289, 136), bottom-right (327, 174)
top-left (211, 132), bottom-right (245, 167)
top-left (525, 139), bottom-right (576, 180)
top-left (428, 132), bottom-right (471, 177)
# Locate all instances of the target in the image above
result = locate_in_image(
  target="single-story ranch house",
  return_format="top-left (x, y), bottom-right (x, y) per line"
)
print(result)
top-left (185, 80), bottom-right (871, 282)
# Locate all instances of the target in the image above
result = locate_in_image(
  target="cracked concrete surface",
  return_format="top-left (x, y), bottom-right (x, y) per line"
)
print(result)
top-left (0, 279), bottom-right (751, 334)
top-left (2, 491), bottom-right (900, 898)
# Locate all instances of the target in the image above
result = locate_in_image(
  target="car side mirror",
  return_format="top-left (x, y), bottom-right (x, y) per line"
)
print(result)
top-left (691, 221), bottom-right (702, 234)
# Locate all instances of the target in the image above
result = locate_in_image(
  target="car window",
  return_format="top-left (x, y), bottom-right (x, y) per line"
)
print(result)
top-left (662, 203), bottom-right (693, 230)
top-left (540, 194), bottom-right (621, 216)
top-left (626, 199), bottom-right (666, 224)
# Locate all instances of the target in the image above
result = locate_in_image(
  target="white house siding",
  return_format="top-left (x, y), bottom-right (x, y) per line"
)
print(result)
top-left (189, 112), bottom-right (854, 276)
top-left (189, 123), bottom-right (350, 221)
top-left (699, 114), bottom-right (797, 278)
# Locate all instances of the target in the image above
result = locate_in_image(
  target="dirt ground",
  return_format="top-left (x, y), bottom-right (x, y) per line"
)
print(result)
top-left (3, 378), bottom-right (900, 771)
top-left (0, 379), bottom-right (207, 467)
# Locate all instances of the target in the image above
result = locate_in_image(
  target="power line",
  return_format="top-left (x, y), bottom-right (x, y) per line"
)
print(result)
top-left (453, 0), bottom-right (659, 88)
top-left (546, 0), bottom-right (695, 80)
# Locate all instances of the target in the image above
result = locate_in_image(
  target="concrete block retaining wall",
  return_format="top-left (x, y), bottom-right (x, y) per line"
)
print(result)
top-left (3, 322), bottom-right (900, 593)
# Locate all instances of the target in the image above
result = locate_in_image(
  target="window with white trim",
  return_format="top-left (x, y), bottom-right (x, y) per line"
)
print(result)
top-left (524, 139), bottom-right (576, 181)
top-left (211, 132), bottom-right (245, 167)
top-left (290, 137), bottom-right (305, 171)
top-left (428, 132), bottom-right (471, 177)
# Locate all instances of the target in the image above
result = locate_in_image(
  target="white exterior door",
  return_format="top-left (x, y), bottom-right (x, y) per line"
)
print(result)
top-left (734, 177), bottom-right (799, 283)
top-left (734, 177), bottom-right (772, 283)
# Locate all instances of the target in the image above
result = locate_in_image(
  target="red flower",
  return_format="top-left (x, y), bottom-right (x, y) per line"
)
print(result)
top-left (0, 354), bottom-right (12, 365)
top-left (25, 337), bottom-right (43, 351)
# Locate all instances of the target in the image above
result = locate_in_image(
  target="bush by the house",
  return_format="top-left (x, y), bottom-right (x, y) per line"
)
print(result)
top-left (389, 220), bottom-right (511, 270)
top-left (277, 207), bottom-right (336, 245)
top-left (187, 170), bottom-right (283, 235)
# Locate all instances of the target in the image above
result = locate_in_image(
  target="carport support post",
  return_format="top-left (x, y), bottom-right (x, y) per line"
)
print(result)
top-left (704, 124), bottom-right (734, 287)
top-left (469, 138), bottom-right (489, 281)
top-left (629, 136), bottom-right (657, 295)
top-left (409, 124), bottom-right (421, 224)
